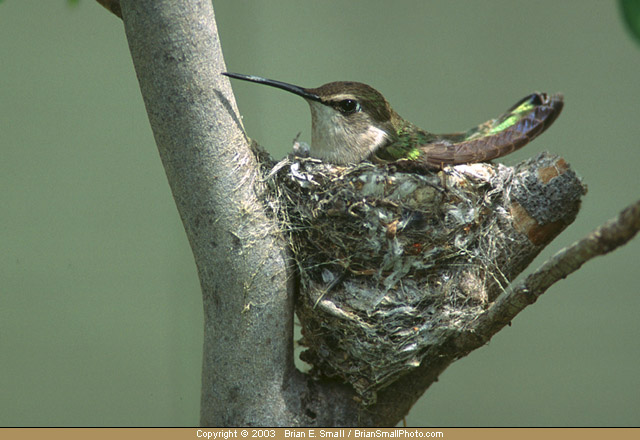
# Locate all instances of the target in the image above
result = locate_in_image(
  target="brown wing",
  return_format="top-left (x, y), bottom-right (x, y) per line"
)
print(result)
top-left (422, 93), bottom-right (564, 168)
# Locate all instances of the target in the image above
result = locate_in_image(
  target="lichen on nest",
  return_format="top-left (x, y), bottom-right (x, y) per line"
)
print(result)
top-left (261, 152), bottom-right (581, 404)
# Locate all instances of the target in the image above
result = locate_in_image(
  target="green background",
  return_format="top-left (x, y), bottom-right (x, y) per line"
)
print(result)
top-left (2, 0), bottom-right (639, 426)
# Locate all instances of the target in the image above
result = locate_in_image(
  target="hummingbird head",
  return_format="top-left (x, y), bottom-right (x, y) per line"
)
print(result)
top-left (223, 73), bottom-right (397, 165)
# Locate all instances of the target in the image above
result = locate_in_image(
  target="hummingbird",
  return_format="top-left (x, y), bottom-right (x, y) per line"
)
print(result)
top-left (223, 72), bottom-right (563, 169)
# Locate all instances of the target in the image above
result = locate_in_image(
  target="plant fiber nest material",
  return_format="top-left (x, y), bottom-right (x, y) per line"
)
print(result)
top-left (264, 152), bottom-right (585, 404)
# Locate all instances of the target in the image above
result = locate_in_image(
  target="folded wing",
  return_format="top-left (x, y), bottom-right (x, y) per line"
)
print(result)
top-left (422, 92), bottom-right (564, 167)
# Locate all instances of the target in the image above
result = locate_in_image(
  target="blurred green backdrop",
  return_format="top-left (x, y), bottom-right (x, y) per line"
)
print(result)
top-left (1, 0), bottom-right (639, 427)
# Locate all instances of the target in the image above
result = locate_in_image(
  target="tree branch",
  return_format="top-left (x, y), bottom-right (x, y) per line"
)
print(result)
top-left (119, 0), bottom-right (297, 426)
top-left (474, 196), bottom-right (640, 335)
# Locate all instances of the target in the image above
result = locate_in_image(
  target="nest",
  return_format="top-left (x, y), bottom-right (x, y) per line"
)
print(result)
top-left (261, 151), bottom-right (583, 404)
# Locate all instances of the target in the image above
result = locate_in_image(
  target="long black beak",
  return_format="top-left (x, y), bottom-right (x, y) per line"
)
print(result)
top-left (223, 72), bottom-right (322, 103)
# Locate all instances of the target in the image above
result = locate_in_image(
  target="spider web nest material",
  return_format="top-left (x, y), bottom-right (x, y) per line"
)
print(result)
top-left (260, 149), bottom-right (585, 405)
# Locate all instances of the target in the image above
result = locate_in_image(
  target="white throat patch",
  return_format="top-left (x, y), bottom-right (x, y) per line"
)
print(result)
top-left (307, 101), bottom-right (388, 165)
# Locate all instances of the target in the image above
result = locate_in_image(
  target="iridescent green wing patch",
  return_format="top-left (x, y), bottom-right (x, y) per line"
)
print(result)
top-left (420, 93), bottom-right (564, 167)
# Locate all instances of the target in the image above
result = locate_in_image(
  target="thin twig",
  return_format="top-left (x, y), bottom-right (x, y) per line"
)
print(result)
top-left (473, 198), bottom-right (640, 338)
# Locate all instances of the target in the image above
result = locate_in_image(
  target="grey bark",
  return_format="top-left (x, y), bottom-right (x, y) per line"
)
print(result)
top-left (120, 0), bottom-right (297, 426)
top-left (110, 0), bottom-right (640, 427)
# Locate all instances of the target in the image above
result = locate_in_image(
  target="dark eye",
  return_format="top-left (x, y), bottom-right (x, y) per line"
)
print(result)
top-left (337, 99), bottom-right (360, 114)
